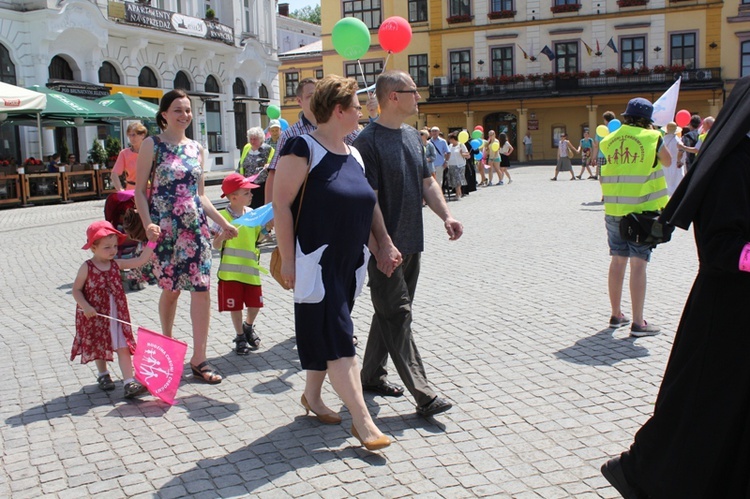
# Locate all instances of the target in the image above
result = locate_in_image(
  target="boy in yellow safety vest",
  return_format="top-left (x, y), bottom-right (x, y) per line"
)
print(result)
top-left (213, 173), bottom-right (266, 355)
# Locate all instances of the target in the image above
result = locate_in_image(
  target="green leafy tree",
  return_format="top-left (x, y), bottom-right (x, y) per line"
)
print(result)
top-left (290, 5), bottom-right (321, 25)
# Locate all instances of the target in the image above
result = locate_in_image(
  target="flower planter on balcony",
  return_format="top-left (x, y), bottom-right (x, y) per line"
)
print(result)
top-left (488, 10), bottom-right (516, 19)
top-left (617, 0), bottom-right (648, 6)
top-left (550, 3), bottom-right (582, 13)
top-left (446, 14), bottom-right (474, 24)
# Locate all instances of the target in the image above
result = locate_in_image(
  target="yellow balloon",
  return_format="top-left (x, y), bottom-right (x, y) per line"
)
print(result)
top-left (596, 125), bottom-right (610, 137)
top-left (491, 141), bottom-right (500, 152)
top-left (458, 130), bottom-right (469, 143)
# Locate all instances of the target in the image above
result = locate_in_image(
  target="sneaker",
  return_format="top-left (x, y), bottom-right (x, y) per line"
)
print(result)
top-left (416, 396), bottom-right (453, 417)
top-left (498, 181), bottom-right (504, 185)
top-left (243, 322), bottom-right (261, 351)
top-left (234, 334), bottom-right (251, 355)
top-left (97, 373), bottom-right (115, 391)
top-left (630, 321), bottom-right (661, 337)
top-left (609, 314), bottom-right (631, 329)
top-left (123, 381), bottom-right (148, 399)
top-left (487, 181), bottom-right (493, 186)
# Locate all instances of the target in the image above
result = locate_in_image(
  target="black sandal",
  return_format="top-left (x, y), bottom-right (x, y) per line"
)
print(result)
top-left (362, 381), bottom-right (404, 397)
top-left (190, 361), bottom-right (223, 384)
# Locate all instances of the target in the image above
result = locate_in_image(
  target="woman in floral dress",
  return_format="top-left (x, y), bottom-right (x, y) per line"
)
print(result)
top-left (134, 89), bottom-right (238, 384)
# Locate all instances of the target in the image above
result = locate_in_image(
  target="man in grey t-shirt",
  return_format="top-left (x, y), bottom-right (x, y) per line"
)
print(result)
top-left (354, 70), bottom-right (463, 418)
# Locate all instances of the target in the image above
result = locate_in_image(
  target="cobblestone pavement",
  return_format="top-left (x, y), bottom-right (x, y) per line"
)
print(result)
top-left (0, 165), bottom-right (698, 498)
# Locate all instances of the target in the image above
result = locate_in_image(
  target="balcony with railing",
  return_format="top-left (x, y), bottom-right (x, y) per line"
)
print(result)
top-left (428, 67), bottom-right (722, 102)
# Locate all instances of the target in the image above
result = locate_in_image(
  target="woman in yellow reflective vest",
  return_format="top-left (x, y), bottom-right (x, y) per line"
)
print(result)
top-left (599, 97), bottom-right (671, 337)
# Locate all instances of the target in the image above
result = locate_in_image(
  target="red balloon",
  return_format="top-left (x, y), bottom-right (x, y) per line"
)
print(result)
top-left (675, 109), bottom-right (691, 128)
top-left (474, 125), bottom-right (484, 132)
top-left (378, 16), bottom-right (412, 54)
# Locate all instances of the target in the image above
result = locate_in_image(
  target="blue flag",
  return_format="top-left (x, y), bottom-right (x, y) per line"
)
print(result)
top-left (231, 203), bottom-right (274, 228)
top-left (541, 45), bottom-right (556, 61)
top-left (606, 37), bottom-right (618, 53)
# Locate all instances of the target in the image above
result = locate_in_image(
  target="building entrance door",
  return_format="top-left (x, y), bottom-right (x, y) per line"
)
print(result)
top-left (483, 112), bottom-right (518, 161)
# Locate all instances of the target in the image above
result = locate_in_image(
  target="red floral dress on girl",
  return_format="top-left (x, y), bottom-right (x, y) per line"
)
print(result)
top-left (71, 260), bottom-right (136, 364)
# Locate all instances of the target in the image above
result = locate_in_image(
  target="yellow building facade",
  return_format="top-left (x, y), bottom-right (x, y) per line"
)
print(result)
top-left (279, 0), bottom-right (746, 161)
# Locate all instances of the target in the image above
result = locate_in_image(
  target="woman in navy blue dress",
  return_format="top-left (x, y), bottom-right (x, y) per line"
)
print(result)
top-left (273, 76), bottom-right (391, 451)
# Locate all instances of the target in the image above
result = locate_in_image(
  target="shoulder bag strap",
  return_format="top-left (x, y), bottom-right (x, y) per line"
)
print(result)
top-left (147, 136), bottom-right (161, 203)
top-left (292, 139), bottom-right (313, 234)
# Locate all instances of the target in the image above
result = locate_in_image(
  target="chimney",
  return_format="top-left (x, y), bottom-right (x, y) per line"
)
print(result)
top-left (279, 3), bottom-right (289, 16)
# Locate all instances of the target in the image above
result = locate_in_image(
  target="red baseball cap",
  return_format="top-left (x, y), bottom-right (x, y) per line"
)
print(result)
top-left (82, 220), bottom-right (127, 250)
top-left (221, 173), bottom-right (259, 198)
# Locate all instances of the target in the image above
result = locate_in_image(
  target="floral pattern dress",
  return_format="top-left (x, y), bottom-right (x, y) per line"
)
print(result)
top-left (71, 260), bottom-right (136, 364)
top-left (149, 139), bottom-right (212, 291)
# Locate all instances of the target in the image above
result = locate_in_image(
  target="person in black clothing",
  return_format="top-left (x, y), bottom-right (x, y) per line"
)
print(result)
top-left (601, 76), bottom-right (750, 499)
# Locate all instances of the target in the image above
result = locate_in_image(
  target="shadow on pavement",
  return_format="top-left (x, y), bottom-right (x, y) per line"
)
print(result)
top-left (207, 337), bottom-right (300, 395)
top-left (555, 328), bottom-right (650, 366)
top-left (153, 414), bottom-right (436, 496)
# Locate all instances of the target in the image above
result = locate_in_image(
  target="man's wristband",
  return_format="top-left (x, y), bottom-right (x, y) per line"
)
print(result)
top-left (146, 240), bottom-right (157, 250)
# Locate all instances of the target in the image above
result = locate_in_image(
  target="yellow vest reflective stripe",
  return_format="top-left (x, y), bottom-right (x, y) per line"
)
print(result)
top-left (217, 210), bottom-right (264, 285)
top-left (600, 125), bottom-right (668, 216)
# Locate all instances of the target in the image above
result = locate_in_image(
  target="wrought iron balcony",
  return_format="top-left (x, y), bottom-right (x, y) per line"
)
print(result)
top-left (427, 67), bottom-right (722, 102)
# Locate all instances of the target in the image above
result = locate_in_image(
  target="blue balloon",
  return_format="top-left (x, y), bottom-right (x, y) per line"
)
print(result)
top-left (474, 152), bottom-right (483, 160)
top-left (469, 138), bottom-right (481, 149)
top-left (279, 118), bottom-right (289, 131)
top-left (608, 119), bottom-right (622, 132)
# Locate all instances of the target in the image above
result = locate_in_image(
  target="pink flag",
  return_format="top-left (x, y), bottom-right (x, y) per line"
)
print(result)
top-left (133, 327), bottom-right (187, 405)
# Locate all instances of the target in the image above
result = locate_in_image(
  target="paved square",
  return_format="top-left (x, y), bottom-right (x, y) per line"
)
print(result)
top-left (0, 165), bottom-right (697, 498)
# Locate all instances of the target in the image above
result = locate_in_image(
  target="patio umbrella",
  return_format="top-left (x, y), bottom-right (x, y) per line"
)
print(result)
top-left (27, 85), bottom-right (127, 120)
top-left (96, 92), bottom-right (159, 144)
top-left (0, 82), bottom-right (47, 158)
top-left (95, 92), bottom-right (159, 119)
top-left (0, 82), bottom-right (46, 115)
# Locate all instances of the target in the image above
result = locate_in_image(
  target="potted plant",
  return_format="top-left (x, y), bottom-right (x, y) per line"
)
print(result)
top-left (620, 67), bottom-right (636, 76)
top-left (542, 72), bottom-right (556, 82)
top-left (486, 75), bottom-right (501, 85)
top-left (457, 77), bottom-right (471, 86)
top-left (653, 65), bottom-right (667, 74)
top-left (604, 68), bottom-right (618, 77)
top-left (205, 7), bottom-right (216, 20)
top-left (88, 139), bottom-right (107, 170)
top-left (513, 74), bottom-right (526, 83)
top-left (588, 69), bottom-right (601, 77)
top-left (105, 136), bottom-right (122, 169)
top-left (669, 64), bottom-right (686, 73)
top-left (637, 66), bottom-right (650, 75)
top-left (527, 73), bottom-right (542, 82)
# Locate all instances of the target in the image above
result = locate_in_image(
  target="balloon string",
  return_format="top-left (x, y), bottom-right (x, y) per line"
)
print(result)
top-left (357, 59), bottom-right (372, 98)
top-left (383, 52), bottom-right (392, 72)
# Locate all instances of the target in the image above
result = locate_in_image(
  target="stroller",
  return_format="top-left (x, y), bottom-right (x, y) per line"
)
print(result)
top-left (104, 190), bottom-right (145, 291)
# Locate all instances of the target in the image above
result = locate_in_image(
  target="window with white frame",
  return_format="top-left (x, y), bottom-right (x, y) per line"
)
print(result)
top-left (343, 0), bottom-right (382, 29)
top-left (491, 46), bottom-right (514, 76)
top-left (449, 0), bottom-right (471, 16)
top-left (742, 41), bottom-right (750, 77)
top-left (345, 60), bottom-right (383, 88)
top-left (409, 54), bottom-right (428, 87)
top-left (620, 36), bottom-right (646, 69)
top-left (555, 42), bottom-right (578, 73)
top-left (408, 0), bottom-right (427, 22)
top-left (285, 72), bottom-right (299, 98)
top-left (449, 50), bottom-right (471, 82)
top-left (670, 32), bottom-right (696, 69)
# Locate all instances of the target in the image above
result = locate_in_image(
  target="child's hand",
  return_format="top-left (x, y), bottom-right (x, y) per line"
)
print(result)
top-left (82, 305), bottom-right (97, 318)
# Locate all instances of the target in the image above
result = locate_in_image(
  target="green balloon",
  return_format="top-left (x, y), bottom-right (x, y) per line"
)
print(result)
top-left (332, 17), bottom-right (371, 60)
top-left (471, 130), bottom-right (483, 140)
top-left (266, 105), bottom-right (281, 120)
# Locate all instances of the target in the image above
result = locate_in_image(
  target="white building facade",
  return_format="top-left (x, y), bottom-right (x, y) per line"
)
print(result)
top-left (276, 3), bottom-right (320, 55)
top-left (0, 0), bottom-right (280, 171)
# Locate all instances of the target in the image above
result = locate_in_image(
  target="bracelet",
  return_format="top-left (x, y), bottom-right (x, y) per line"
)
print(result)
top-left (146, 240), bottom-right (157, 250)
top-left (739, 243), bottom-right (750, 272)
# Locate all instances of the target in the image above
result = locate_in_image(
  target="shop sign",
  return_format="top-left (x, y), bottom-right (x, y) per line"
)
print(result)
top-left (117, 1), bottom-right (234, 45)
top-left (49, 81), bottom-right (111, 99)
top-left (527, 119), bottom-right (539, 130)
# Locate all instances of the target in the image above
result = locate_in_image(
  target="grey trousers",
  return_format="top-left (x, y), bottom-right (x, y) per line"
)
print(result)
top-left (360, 253), bottom-right (436, 407)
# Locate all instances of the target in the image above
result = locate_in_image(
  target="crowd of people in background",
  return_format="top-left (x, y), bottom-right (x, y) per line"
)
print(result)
top-left (71, 62), bottom-right (731, 478)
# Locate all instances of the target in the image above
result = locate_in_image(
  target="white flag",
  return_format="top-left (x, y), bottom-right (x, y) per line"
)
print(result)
top-left (651, 77), bottom-right (681, 127)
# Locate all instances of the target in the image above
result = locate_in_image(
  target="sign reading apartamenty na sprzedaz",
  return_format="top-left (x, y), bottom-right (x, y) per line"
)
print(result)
top-left (116, 1), bottom-right (234, 45)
